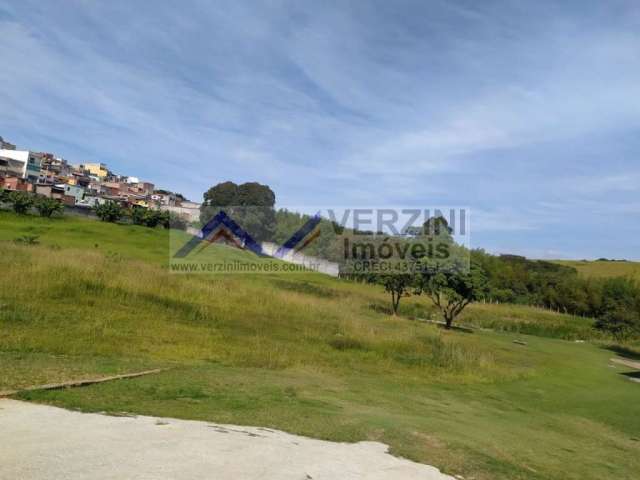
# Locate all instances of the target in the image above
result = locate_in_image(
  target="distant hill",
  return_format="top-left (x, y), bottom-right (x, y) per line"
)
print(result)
top-left (553, 259), bottom-right (640, 281)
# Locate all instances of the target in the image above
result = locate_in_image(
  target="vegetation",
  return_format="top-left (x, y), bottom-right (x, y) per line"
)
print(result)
top-left (164, 211), bottom-right (188, 230)
top-left (129, 206), bottom-right (167, 228)
top-left (94, 200), bottom-right (124, 223)
top-left (1, 190), bottom-right (63, 217)
top-left (595, 277), bottom-right (640, 340)
top-left (0, 211), bottom-right (639, 480)
top-left (380, 274), bottom-right (414, 315)
top-left (416, 262), bottom-right (487, 329)
top-left (554, 259), bottom-right (640, 282)
top-left (34, 196), bottom-right (64, 218)
top-left (6, 190), bottom-right (34, 214)
top-left (200, 181), bottom-right (276, 241)
top-left (473, 251), bottom-right (640, 339)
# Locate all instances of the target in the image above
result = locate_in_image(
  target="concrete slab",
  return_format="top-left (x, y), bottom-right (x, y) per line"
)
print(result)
top-left (0, 399), bottom-right (455, 480)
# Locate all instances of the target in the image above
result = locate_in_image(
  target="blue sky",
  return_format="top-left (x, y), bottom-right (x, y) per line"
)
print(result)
top-left (1, 0), bottom-right (639, 259)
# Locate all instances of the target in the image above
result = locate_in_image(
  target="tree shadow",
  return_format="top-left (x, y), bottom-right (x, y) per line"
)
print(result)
top-left (604, 345), bottom-right (640, 361)
top-left (620, 371), bottom-right (640, 383)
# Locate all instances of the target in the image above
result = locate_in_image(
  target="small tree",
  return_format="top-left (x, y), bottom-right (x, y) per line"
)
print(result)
top-left (94, 201), bottom-right (123, 223)
top-left (35, 196), bottom-right (64, 218)
top-left (129, 206), bottom-right (147, 225)
top-left (141, 209), bottom-right (164, 228)
top-left (380, 274), bottom-right (415, 315)
top-left (7, 191), bottom-right (34, 215)
top-left (129, 207), bottom-right (166, 228)
top-left (416, 262), bottom-right (486, 329)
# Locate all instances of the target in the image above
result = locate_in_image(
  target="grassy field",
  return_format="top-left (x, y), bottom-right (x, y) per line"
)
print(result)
top-left (1, 211), bottom-right (639, 479)
top-left (554, 259), bottom-right (640, 281)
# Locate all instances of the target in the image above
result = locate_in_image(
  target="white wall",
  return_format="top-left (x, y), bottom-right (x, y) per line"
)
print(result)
top-left (160, 205), bottom-right (200, 222)
top-left (0, 149), bottom-right (29, 162)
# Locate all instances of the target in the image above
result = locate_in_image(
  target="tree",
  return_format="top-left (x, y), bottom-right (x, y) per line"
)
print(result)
top-left (200, 181), bottom-right (276, 242)
top-left (141, 209), bottom-right (164, 228)
top-left (129, 206), bottom-right (147, 225)
top-left (423, 216), bottom-right (454, 237)
top-left (7, 191), bottom-right (34, 215)
top-left (594, 277), bottom-right (640, 341)
top-left (380, 274), bottom-right (414, 315)
top-left (416, 261), bottom-right (487, 329)
top-left (129, 207), bottom-right (165, 228)
top-left (94, 201), bottom-right (124, 223)
top-left (35, 196), bottom-right (64, 217)
top-left (202, 181), bottom-right (238, 211)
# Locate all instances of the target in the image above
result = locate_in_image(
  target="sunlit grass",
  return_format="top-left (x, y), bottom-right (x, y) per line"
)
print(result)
top-left (0, 241), bottom-right (505, 381)
top-left (1, 211), bottom-right (639, 480)
top-left (554, 259), bottom-right (640, 281)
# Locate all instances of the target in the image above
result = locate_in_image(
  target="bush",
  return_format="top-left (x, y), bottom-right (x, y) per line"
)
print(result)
top-left (129, 207), bottom-right (165, 228)
top-left (94, 201), bottom-right (124, 223)
top-left (142, 210), bottom-right (164, 228)
top-left (129, 206), bottom-right (147, 225)
top-left (163, 212), bottom-right (187, 230)
top-left (7, 191), bottom-right (34, 214)
top-left (595, 278), bottom-right (640, 341)
top-left (35, 196), bottom-right (64, 218)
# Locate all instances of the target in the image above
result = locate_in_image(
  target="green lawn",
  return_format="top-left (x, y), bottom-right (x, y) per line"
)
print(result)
top-left (1, 211), bottom-right (638, 480)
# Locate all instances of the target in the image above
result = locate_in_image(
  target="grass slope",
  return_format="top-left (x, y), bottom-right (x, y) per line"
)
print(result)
top-left (1, 212), bottom-right (638, 479)
top-left (554, 259), bottom-right (640, 281)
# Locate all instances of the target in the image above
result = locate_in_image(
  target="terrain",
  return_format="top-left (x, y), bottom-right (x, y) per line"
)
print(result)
top-left (554, 259), bottom-right (640, 281)
top-left (0, 211), bottom-right (638, 480)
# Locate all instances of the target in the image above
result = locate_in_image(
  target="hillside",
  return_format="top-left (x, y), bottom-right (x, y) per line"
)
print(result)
top-left (554, 259), bottom-right (640, 281)
top-left (1, 212), bottom-right (639, 480)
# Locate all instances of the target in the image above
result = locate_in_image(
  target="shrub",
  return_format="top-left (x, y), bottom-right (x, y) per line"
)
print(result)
top-left (129, 207), bottom-right (166, 228)
top-left (94, 201), bottom-right (124, 223)
top-left (144, 210), bottom-right (164, 228)
top-left (595, 278), bottom-right (640, 341)
top-left (7, 191), bottom-right (34, 214)
top-left (129, 206), bottom-right (147, 225)
top-left (35, 196), bottom-right (64, 218)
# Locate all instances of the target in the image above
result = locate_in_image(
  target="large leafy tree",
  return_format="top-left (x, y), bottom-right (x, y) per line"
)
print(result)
top-left (416, 261), bottom-right (487, 329)
top-left (202, 181), bottom-right (238, 208)
top-left (200, 181), bottom-right (276, 242)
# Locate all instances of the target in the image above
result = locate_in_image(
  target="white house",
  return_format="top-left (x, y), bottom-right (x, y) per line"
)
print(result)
top-left (0, 150), bottom-right (42, 181)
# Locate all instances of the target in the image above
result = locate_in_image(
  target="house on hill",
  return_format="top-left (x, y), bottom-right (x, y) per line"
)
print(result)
top-left (1, 176), bottom-right (33, 192)
top-left (0, 150), bottom-right (43, 182)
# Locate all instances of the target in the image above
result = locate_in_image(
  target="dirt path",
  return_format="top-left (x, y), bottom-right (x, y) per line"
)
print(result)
top-left (0, 399), bottom-right (455, 479)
